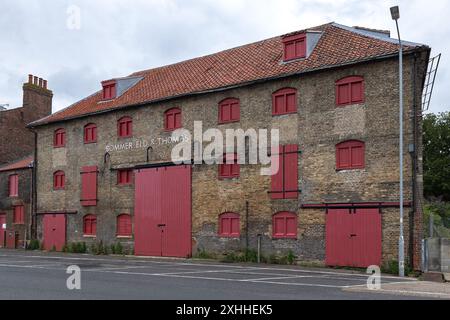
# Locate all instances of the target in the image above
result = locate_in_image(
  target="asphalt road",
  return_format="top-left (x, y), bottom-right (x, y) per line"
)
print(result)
top-left (0, 249), bottom-right (425, 300)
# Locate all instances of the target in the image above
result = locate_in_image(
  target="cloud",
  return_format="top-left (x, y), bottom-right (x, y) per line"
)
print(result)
top-left (0, 0), bottom-right (448, 113)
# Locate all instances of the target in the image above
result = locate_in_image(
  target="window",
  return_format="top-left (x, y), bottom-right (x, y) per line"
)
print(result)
top-left (118, 116), bottom-right (132, 138)
top-left (336, 76), bottom-right (365, 106)
top-left (83, 215), bottom-right (97, 236)
top-left (219, 153), bottom-right (240, 179)
top-left (53, 171), bottom-right (65, 190)
top-left (81, 166), bottom-right (98, 206)
top-left (117, 169), bottom-right (133, 185)
top-left (8, 174), bottom-right (18, 197)
top-left (282, 33), bottom-right (306, 61)
top-left (117, 214), bottom-right (132, 237)
top-left (272, 212), bottom-right (297, 239)
top-left (13, 205), bottom-right (25, 225)
top-left (54, 128), bottom-right (66, 148)
top-left (336, 140), bottom-right (365, 170)
top-left (218, 98), bottom-right (240, 123)
top-left (84, 123), bottom-right (97, 144)
top-left (102, 80), bottom-right (116, 100)
top-left (272, 88), bottom-right (297, 116)
top-left (164, 108), bottom-right (182, 131)
top-left (271, 145), bottom-right (299, 199)
top-left (219, 212), bottom-right (240, 237)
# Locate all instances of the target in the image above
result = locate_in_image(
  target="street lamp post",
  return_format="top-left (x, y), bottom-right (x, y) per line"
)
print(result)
top-left (390, 5), bottom-right (405, 278)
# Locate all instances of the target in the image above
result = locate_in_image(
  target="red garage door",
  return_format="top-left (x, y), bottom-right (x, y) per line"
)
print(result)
top-left (0, 213), bottom-right (5, 248)
top-left (43, 214), bottom-right (66, 251)
top-left (326, 208), bottom-right (381, 268)
top-left (135, 165), bottom-right (192, 258)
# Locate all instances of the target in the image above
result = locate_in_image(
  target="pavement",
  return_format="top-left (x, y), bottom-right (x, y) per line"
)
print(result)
top-left (0, 249), bottom-right (447, 300)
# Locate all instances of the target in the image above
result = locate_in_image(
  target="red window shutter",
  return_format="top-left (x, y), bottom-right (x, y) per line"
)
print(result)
top-left (54, 171), bottom-right (65, 190)
top-left (219, 98), bottom-right (240, 123)
top-left (9, 174), bottom-right (18, 197)
top-left (117, 214), bottom-right (132, 236)
top-left (271, 146), bottom-right (284, 199)
top-left (83, 215), bottom-right (97, 236)
top-left (219, 213), bottom-right (240, 237)
top-left (54, 129), bottom-right (66, 147)
top-left (118, 117), bottom-right (132, 138)
top-left (218, 154), bottom-right (240, 179)
top-left (271, 145), bottom-right (299, 199)
top-left (336, 140), bottom-right (365, 170)
top-left (272, 88), bottom-right (298, 116)
top-left (81, 166), bottom-right (98, 206)
top-left (117, 169), bottom-right (132, 185)
top-left (284, 144), bottom-right (299, 199)
top-left (283, 33), bottom-right (306, 61)
top-left (102, 80), bottom-right (117, 100)
top-left (84, 124), bottom-right (97, 143)
top-left (273, 212), bottom-right (297, 239)
top-left (351, 81), bottom-right (363, 103)
top-left (13, 206), bottom-right (24, 224)
top-left (336, 76), bottom-right (364, 106)
top-left (165, 108), bottom-right (182, 130)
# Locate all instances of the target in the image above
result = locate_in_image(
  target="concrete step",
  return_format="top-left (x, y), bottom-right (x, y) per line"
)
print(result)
top-left (444, 273), bottom-right (450, 282)
top-left (421, 272), bottom-right (445, 283)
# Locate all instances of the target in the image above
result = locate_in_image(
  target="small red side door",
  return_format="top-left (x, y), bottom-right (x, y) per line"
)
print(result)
top-left (43, 214), bottom-right (66, 251)
top-left (0, 213), bottom-right (6, 248)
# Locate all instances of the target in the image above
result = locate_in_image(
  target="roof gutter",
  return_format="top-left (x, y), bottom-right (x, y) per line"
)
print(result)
top-left (28, 46), bottom-right (430, 129)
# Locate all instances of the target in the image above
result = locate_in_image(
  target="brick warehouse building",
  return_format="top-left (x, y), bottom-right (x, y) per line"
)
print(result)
top-left (29, 23), bottom-right (430, 270)
top-left (0, 75), bottom-right (52, 248)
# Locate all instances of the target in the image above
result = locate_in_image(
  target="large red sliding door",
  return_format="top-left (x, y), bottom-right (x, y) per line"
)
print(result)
top-left (43, 214), bottom-right (66, 251)
top-left (326, 208), bottom-right (381, 268)
top-left (135, 165), bottom-right (192, 258)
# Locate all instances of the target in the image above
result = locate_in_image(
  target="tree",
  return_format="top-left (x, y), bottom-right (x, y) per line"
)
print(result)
top-left (423, 112), bottom-right (450, 201)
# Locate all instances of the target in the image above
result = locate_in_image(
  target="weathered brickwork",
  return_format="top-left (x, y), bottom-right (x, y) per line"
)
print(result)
top-left (0, 168), bottom-right (33, 248)
top-left (0, 76), bottom-right (52, 165)
top-left (33, 53), bottom-right (428, 269)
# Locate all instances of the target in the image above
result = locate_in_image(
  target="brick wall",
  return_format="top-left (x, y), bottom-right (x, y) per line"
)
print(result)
top-left (34, 54), bottom-right (427, 268)
top-left (0, 76), bottom-right (52, 165)
top-left (0, 168), bottom-right (33, 248)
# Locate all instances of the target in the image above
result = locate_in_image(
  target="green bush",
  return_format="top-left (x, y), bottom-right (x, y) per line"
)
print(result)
top-left (381, 260), bottom-right (413, 275)
top-left (27, 239), bottom-right (41, 251)
top-left (286, 250), bottom-right (296, 265)
top-left (195, 248), bottom-right (216, 259)
top-left (110, 242), bottom-right (124, 255)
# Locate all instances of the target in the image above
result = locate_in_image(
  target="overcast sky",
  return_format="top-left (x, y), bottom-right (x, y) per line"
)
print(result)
top-left (0, 0), bottom-right (448, 114)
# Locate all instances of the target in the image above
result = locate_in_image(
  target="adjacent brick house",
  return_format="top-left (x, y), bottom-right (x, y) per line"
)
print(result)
top-left (29, 23), bottom-right (430, 269)
top-left (0, 75), bottom-right (52, 165)
top-left (0, 157), bottom-right (34, 248)
top-left (0, 75), bottom-right (52, 248)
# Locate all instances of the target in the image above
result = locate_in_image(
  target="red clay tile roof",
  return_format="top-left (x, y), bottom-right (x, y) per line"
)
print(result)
top-left (30, 23), bottom-right (426, 127)
top-left (0, 156), bottom-right (34, 172)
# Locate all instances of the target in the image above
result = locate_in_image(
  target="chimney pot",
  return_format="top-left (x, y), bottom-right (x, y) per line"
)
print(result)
top-left (38, 78), bottom-right (43, 87)
top-left (33, 76), bottom-right (38, 85)
top-left (28, 74), bottom-right (33, 84)
top-left (43, 80), bottom-right (48, 89)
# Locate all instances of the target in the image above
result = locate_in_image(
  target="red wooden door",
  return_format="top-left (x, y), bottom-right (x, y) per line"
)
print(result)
top-left (43, 214), bottom-right (66, 251)
top-left (353, 208), bottom-right (382, 268)
top-left (161, 166), bottom-right (192, 257)
top-left (135, 166), bottom-right (192, 257)
top-left (325, 209), bottom-right (353, 267)
top-left (134, 167), bottom-right (163, 256)
top-left (0, 213), bottom-right (6, 248)
top-left (326, 208), bottom-right (381, 268)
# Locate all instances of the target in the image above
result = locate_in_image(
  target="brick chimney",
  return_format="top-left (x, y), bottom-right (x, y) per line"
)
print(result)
top-left (22, 74), bottom-right (53, 123)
